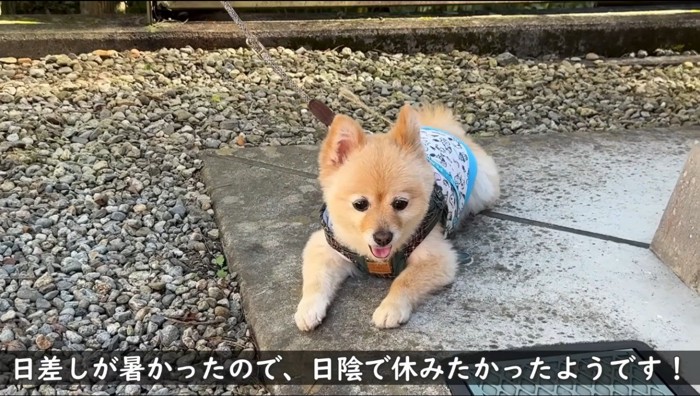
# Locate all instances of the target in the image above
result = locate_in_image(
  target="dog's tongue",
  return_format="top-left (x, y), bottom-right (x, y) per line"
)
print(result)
top-left (371, 246), bottom-right (392, 259)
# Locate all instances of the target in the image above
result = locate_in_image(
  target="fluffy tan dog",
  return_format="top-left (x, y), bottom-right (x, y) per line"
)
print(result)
top-left (295, 103), bottom-right (500, 331)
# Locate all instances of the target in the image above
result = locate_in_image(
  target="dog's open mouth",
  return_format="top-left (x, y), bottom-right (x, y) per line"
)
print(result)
top-left (370, 245), bottom-right (392, 259)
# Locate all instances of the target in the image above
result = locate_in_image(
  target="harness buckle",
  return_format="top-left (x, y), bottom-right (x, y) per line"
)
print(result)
top-left (366, 261), bottom-right (393, 277)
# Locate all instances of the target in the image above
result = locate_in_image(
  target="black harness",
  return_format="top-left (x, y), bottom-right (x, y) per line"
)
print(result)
top-left (320, 183), bottom-right (448, 278)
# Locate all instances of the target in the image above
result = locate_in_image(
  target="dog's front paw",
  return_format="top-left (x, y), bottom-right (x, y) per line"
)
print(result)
top-left (295, 295), bottom-right (329, 331)
top-left (372, 298), bottom-right (412, 329)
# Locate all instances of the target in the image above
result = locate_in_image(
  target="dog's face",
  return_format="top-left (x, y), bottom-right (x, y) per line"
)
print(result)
top-left (318, 105), bottom-right (435, 260)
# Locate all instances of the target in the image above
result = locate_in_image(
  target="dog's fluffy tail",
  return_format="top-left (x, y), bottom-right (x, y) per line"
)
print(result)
top-left (415, 103), bottom-right (464, 137)
top-left (416, 103), bottom-right (501, 217)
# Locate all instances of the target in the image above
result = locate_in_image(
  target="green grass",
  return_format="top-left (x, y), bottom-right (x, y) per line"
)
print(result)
top-left (214, 254), bottom-right (228, 278)
top-left (671, 44), bottom-right (686, 52)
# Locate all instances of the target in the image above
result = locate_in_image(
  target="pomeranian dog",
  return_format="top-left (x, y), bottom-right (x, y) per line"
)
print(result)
top-left (295, 103), bottom-right (500, 331)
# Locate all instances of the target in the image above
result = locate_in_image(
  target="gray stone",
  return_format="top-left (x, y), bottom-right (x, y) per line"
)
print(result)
top-left (162, 293), bottom-right (176, 307)
top-left (1, 310), bottom-right (17, 322)
top-left (61, 258), bottom-right (82, 274)
top-left (56, 280), bottom-right (73, 291)
top-left (150, 314), bottom-right (166, 326)
top-left (55, 54), bottom-right (72, 66)
top-left (35, 218), bottom-right (54, 229)
top-left (208, 287), bottom-right (225, 300)
top-left (0, 327), bottom-right (14, 342)
top-left (111, 211), bottom-right (127, 221)
top-left (78, 325), bottom-right (97, 337)
top-left (36, 298), bottom-right (51, 310)
top-left (214, 306), bottom-right (230, 318)
top-left (106, 323), bottom-right (120, 335)
top-left (207, 229), bottom-right (220, 239)
top-left (220, 120), bottom-right (239, 130)
top-left (1, 180), bottom-right (15, 191)
top-left (95, 331), bottom-right (111, 344)
top-left (160, 324), bottom-right (179, 346)
top-left (114, 311), bottom-right (132, 323)
top-left (65, 330), bottom-right (83, 344)
top-left (123, 385), bottom-right (141, 395)
top-left (16, 287), bottom-right (40, 301)
top-left (204, 138), bottom-right (221, 149)
top-left (29, 68), bottom-right (46, 78)
top-left (495, 51), bottom-right (519, 66)
top-left (149, 388), bottom-right (172, 396)
top-left (14, 300), bottom-right (29, 314)
top-left (128, 297), bottom-right (148, 311)
top-left (93, 160), bottom-right (109, 171)
top-left (174, 109), bottom-right (192, 122)
top-left (148, 281), bottom-right (165, 291)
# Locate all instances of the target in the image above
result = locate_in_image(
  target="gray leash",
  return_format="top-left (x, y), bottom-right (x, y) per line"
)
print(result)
top-left (219, 0), bottom-right (392, 128)
top-left (220, 0), bottom-right (311, 103)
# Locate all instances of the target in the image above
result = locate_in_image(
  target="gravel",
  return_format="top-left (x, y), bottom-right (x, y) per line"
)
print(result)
top-left (1, 44), bottom-right (699, 395)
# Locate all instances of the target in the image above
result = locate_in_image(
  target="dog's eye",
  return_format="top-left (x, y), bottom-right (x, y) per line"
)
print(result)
top-left (352, 198), bottom-right (369, 212)
top-left (392, 199), bottom-right (409, 211)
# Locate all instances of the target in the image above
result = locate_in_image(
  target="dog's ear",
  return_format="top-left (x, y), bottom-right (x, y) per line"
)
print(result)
top-left (319, 114), bottom-right (366, 173)
top-left (390, 104), bottom-right (421, 151)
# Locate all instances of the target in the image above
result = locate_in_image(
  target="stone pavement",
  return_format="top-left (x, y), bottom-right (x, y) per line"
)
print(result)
top-left (201, 128), bottom-right (700, 395)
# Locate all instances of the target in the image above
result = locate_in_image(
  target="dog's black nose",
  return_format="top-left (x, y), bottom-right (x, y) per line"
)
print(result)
top-left (373, 230), bottom-right (393, 246)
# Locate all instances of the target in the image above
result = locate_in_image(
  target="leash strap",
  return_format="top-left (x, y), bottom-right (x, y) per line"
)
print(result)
top-left (220, 1), bottom-right (395, 128)
top-left (308, 99), bottom-right (336, 127)
top-left (220, 1), bottom-right (336, 127)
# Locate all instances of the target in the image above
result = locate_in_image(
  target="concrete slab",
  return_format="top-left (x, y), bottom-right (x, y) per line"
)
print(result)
top-left (476, 128), bottom-right (700, 245)
top-left (201, 128), bottom-right (700, 395)
top-left (652, 144), bottom-right (700, 292)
